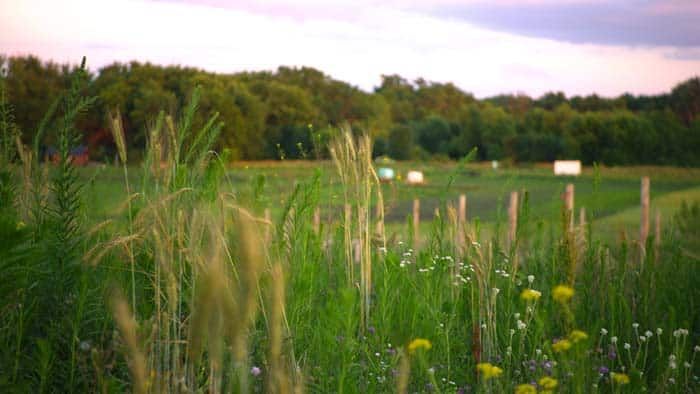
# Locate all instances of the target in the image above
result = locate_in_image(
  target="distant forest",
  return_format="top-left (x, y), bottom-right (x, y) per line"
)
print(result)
top-left (2, 55), bottom-right (700, 165)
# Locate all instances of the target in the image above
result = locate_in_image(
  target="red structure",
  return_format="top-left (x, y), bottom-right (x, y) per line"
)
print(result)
top-left (45, 145), bottom-right (90, 166)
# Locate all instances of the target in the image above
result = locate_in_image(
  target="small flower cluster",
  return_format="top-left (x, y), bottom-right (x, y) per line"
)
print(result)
top-left (476, 362), bottom-right (503, 380)
top-left (408, 338), bottom-right (432, 354)
top-left (399, 248), bottom-right (414, 268)
top-left (552, 285), bottom-right (574, 304)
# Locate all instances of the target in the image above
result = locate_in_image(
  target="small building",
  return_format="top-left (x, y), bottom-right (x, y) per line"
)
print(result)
top-left (45, 145), bottom-right (90, 166)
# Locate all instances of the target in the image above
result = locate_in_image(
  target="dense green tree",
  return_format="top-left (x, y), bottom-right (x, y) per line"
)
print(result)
top-left (387, 124), bottom-right (414, 160)
top-left (2, 54), bottom-right (698, 165)
top-left (413, 115), bottom-right (452, 155)
top-left (4, 56), bottom-right (72, 142)
top-left (536, 91), bottom-right (567, 110)
top-left (670, 77), bottom-right (700, 126)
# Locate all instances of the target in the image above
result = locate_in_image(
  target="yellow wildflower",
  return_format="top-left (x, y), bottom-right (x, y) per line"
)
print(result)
top-left (520, 288), bottom-right (542, 302)
top-left (515, 383), bottom-right (537, 394)
top-left (539, 376), bottom-right (558, 390)
top-left (16, 221), bottom-right (26, 230)
top-left (552, 285), bottom-right (574, 303)
top-left (569, 329), bottom-right (589, 343)
top-left (476, 363), bottom-right (503, 380)
top-left (552, 339), bottom-right (572, 353)
top-left (408, 338), bottom-right (432, 354)
top-left (611, 372), bottom-right (630, 384)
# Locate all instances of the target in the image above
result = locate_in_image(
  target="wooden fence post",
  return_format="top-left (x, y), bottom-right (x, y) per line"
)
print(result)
top-left (565, 183), bottom-right (575, 231)
top-left (457, 194), bottom-right (467, 252)
top-left (640, 176), bottom-right (650, 245)
top-left (413, 199), bottom-right (420, 246)
top-left (264, 208), bottom-right (272, 245)
top-left (375, 201), bottom-right (384, 235)
top-left (344, 203), bottom-right (352, 227)
top-left (313, 206), bottom-right (321, 234)
top-left (459, 194), bottom-right (467, 224)
top-left (508, 191), bottom-right (518, 248)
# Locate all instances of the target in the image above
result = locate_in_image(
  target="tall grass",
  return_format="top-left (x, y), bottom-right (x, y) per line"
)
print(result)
top-left (0, 66), bottom-right (698, 393)
top-left (329, 128), bottom-right (384, 332)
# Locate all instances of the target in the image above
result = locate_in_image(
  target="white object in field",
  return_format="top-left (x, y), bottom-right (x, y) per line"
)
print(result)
top-left (492, 160), bottom-right (499, 170)
top-left (377, 167), bottom-right (395, 182)
top-left (406, 170), bottom-right (425, 185)
top-left (553, 160), bottom-right (582, 176)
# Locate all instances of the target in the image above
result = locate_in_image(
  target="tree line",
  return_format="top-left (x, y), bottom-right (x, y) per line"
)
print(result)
top-left (2, 55), bottom-right (699, 165)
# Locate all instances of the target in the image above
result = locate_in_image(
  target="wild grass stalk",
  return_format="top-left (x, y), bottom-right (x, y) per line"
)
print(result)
top-left (329, 127), bottom-right (383, 332)
top-left (108, 110), bottom-right (137, 312)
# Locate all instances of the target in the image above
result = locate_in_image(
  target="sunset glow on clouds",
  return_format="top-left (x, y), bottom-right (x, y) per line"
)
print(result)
top-left (1, 0), bottom-right (699, 97)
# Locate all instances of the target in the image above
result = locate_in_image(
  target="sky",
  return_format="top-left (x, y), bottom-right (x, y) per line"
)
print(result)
top-left (1, 0), bottom-right (699, 98)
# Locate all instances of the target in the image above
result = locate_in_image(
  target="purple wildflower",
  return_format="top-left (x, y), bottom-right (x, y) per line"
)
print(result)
top-left (542, 361), bottom-right (553, 373)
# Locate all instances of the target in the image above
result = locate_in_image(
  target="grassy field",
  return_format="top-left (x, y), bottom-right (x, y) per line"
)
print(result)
top-left (83, 160), bottom-right (700, 241)
top-left (2, 102), bottom-right (699, 393)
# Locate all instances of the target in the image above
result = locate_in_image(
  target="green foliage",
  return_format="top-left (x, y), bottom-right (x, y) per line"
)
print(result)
top-left (48, 57), bottom-right (95, 267)
top-left (674, 200), bottom-right (700, 253)
top-left (4, 55), bottom-right (700, 165)
top-left (0, 55), bottom-right (699, 393)
top-left (0, 66), bottom-right (19, 217)
top-left (387, 124), bottom-right (414, 160)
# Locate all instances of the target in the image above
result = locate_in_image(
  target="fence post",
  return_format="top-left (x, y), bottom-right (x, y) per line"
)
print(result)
top-left (457, 194), bottom-right (467, 252)
top-left (264, 208), bottom-right (272, 245)
top-left (459, 194), bottom-right (467, 224)
top-left (345, 203), bottom-right (352, 226)
top-left (375, 201), bottom-right (384, 235)
top-left (565, 183), bottom-right (575, 231)
top-left (508, 191), bottom-right (518, 248)
top-left (413, 199), bottom-right (420, 246)
top-left (640, 176), bottom-right (650, 246)
top-left (313, 206), bottom-right (321, 235)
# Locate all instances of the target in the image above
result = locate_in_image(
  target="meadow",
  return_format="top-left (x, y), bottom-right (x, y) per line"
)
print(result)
top-left (1, 77), bottom-right (699, 394)
top-left (84, 160), bottom-right (700, 236)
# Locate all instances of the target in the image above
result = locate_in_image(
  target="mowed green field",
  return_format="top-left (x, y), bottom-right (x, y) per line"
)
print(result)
top-left (82, 161), bottom-right (700, 241)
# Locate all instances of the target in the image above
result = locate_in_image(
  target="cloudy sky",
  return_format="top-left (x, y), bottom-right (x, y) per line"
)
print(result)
top-left (1, 0), bottom-right (699, 97)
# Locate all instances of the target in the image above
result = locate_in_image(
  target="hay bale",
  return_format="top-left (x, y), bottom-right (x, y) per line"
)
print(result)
top-left (406, 170), bottom-right (424, 185)
top-left (378, 167), bottom-right (395, 182)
